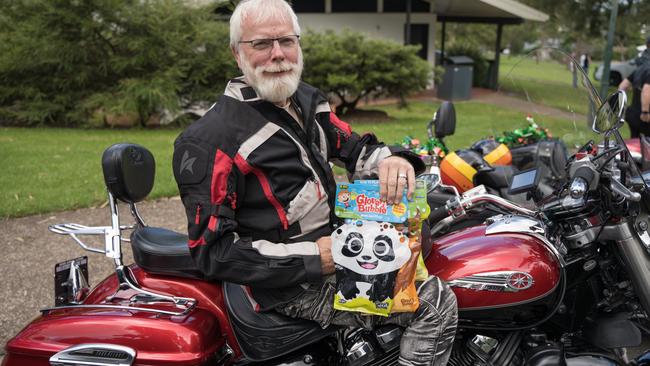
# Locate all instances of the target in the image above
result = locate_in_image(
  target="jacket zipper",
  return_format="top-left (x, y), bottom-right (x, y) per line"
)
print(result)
top-left (195, 204), bottom-right (202, 225)
top-left (314, 178), bottom-right (322, 200)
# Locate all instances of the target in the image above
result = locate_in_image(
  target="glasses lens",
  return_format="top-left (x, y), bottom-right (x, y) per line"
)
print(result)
top-left (251, 39), bottom-right (273, 50)
top-left (279, 36), bottom-right (297, 48)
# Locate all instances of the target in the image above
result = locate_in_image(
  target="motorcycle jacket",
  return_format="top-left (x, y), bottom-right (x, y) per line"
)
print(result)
top-left (173, 77), bottom-right (424, 310)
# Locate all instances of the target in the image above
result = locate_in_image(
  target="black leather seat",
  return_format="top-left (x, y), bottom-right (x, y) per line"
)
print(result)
top-left (131, 226), bottom-right (335, 362)
top-left (223, 282), bottom-right (337, 362)
top-left (131, 227), bottom-right (205, 280)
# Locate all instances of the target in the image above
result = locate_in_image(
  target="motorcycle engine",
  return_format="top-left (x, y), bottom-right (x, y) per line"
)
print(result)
top-left (343, 326), bottom-right (402, 366)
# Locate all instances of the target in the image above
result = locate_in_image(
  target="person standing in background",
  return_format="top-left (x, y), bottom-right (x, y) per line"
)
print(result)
top-left (618, 63), bottom-right (650, 137)
top-left (580, 53), bottom-right (591, 74)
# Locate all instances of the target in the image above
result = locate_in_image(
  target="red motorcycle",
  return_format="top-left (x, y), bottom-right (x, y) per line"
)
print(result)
top-left (6, 50), bottom-right (650, 366)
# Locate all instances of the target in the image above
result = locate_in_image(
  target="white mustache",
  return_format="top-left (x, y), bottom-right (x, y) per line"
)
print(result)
top-left (259, 62), bottom-right (294, 73)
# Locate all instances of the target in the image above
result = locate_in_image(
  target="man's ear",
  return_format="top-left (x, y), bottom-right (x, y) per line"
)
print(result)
top-left (231, 46), bottom-right (243, 70)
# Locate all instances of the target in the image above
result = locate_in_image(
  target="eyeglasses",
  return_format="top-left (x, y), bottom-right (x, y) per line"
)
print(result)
top-left (238, 35), bottom-right (300, 52)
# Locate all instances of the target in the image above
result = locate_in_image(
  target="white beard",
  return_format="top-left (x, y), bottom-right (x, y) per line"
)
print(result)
top-left (239, 51), bottom-right (303, 103)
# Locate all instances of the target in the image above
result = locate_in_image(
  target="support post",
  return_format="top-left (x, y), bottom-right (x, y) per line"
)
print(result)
top-left (405, 0), bottom-right (412, 44)
top-left (440, 21), bottom-right (446, 64)
top-left (599, 0), bottom-right (619, 100)
top-left (490, 23), bottom-right (503, 90)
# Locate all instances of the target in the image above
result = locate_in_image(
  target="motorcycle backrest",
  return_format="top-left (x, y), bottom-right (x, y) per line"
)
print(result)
top-left (102, 143), bottom-right (155, 204)
top-left (434, 101), bottom-right (456, 139)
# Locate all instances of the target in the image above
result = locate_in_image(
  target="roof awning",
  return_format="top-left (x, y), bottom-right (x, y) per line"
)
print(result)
top-left (431, 0), bottom-right (549, 24)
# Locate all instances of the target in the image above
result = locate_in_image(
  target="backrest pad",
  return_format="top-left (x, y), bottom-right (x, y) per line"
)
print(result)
top-left (102, 143), bottom-right (155, 203)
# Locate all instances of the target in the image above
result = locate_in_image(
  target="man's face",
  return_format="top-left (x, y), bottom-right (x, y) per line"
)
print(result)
top-left (233, 16), bottom-right (303, 103)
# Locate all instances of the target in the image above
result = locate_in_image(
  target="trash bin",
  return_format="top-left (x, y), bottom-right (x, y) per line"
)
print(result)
top-left (437, 56), bottom-right (474, 101)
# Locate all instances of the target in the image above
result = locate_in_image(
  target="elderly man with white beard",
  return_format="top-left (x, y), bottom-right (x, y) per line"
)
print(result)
top-left (172, 0), bottom-right (457, 365)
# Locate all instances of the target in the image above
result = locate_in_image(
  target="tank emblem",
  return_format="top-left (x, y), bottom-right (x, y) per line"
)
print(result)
top-left (448, 271), bottom-right (535, 292)
top-left (506, 272), bottom-right (534, 290)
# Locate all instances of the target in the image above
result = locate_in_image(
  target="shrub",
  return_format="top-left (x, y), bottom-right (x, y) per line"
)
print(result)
top-left (301, 30), bottom-right (432, 115)
top-left (0, 0), bottom-right (239, 127)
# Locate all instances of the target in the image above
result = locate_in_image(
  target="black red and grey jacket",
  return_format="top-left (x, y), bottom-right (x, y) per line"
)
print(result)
top-left (173, 77), bottom-right (424, 310)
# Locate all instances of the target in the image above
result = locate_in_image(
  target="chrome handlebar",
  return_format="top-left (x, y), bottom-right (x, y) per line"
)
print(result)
top-left (430, 190), bottom-right (536, 235)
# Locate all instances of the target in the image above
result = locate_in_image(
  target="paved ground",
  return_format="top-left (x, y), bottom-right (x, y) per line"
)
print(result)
top-left (0, 197), bottom-right (186, 356)
top-left (360, 87), bottom-right (586, 122)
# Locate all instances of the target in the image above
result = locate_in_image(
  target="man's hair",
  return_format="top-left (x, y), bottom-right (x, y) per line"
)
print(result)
top-left (229, 0), bottom-right (301, 50)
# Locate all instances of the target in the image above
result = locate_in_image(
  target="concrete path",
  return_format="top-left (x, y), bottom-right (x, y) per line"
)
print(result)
top-left (359, 87), bottom-right (587, 122)
top-left (0, 197), bottom-right (186, 356)
top-left (471, 88), bottom-right (586, 122)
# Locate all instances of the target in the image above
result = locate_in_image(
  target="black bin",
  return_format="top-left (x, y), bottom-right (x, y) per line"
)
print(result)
top-left (437, 56), bottom-right (474, 101)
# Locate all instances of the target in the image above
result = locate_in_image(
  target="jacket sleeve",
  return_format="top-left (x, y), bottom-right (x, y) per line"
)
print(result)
top-left (173, 138), bottom-right (322, 288)
top-left (325, 111), bottom-right (425, 178)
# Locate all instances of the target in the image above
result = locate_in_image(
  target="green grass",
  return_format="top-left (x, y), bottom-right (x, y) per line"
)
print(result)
top-left (1, 100), bottom-right (606, 218)
top-left (361, 100), bottom-right (600, 151)
top-left (500, 55), bottom-right (587, 85)
top-left (498, 55), bottom-right (610, 116)
top-left (0, 128), bottom-right (181, 218)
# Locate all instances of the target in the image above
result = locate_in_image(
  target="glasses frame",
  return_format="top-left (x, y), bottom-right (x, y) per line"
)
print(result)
top-left (238, 34), bottom-right (300, 52)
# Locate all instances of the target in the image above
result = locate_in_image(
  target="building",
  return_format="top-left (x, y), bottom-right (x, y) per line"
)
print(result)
top-left (290, 0), bottom-right (548, 89)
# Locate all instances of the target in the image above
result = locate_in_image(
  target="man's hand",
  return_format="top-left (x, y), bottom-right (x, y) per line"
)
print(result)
top-left (316, 236), bottom-right (335, 275)
top-left (378, 156), bottom-right (415, 204)
top-left (642, 84), bottom-right (650, 123)
top-left (642, 112), bottom-right (650, 123)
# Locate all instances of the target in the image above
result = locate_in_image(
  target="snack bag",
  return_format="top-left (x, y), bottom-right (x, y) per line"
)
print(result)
top-left (332, 220), bottom-right (411, 316)
top-left (408, 180), bottom-right (430, 282)
top-left (334, 182), bottom-right (409, 223)
top-left (331, 180), bottom-right (430, 315)
top-left (391, 214), bottom-right (423, 312)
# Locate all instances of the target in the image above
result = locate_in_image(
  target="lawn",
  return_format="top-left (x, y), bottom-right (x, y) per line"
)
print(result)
top-left (367, 100), bottom-right (600, 151)
top-left (498, 55), bottom-right (621, 116)
top-left (0, 128), bottom-right (180, 218)
top-left (1, 100), bottom-right (598, 218)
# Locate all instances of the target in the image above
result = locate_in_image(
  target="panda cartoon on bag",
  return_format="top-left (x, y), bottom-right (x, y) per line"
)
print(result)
top-left (332, 221), bottom-right (411, 304)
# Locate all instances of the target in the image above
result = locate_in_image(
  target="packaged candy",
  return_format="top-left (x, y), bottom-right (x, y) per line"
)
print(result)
top-left (331, 179), bottom-right (430, 316)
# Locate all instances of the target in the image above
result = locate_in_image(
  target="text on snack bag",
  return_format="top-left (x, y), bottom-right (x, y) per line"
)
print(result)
top-left (356, 195), bottom-right (387, 214)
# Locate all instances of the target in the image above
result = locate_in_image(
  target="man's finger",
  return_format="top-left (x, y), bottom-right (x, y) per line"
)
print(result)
top-left (379, 161), bottom-right (389, 201)
top-left (395, 171), bottom-right (408, 204)
top-left (386, 166), bottom-right (399, 203)
top-left (407, 168), bottom-right (416, 200)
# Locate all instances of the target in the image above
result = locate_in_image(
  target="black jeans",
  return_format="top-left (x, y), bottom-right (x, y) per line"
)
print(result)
top-left (275, 275), bottom-right (458, 366)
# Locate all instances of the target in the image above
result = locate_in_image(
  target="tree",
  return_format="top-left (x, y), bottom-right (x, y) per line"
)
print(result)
top-left (509, 0), bottom-right (650, 58)
top-left (301, 30), bottom-right (432, 115)
top-left (0, 0), bottom-right (239, 127)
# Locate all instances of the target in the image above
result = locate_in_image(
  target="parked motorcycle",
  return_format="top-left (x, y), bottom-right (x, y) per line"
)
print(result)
top-left (5, 49), bottom-right (650, 366)
top-left (423, 49), bottom-right (650, 365)
top-left (418, 99), bottom-right (567, 232)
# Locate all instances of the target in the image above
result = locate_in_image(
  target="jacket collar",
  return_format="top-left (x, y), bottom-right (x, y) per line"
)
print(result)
top-left (223, 76), bottom-right (330, 117)
top-left (224, 76), bottom-right (263, 102)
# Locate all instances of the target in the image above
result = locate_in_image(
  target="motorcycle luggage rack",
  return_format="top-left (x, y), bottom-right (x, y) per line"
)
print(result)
top-left (46, 192), bottom-right (197, 317)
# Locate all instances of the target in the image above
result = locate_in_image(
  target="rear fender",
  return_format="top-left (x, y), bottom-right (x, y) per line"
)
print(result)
top-left (4, 265), bottom-right (239, 365)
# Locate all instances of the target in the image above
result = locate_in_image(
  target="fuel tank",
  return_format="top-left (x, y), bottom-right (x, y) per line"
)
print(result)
top-left (426, 216), bottom-right (562, 326)
top-left (3, 266), bottom-right (236, 366)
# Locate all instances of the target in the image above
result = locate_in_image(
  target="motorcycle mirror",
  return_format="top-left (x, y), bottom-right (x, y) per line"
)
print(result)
top-left (420, 171), bottom-right (442, 193)
top-left (592, 90), bottom-right (626, 134)
top-left (427, 114), bottom-right (436, 139)
top-left (433, 101), bottom-right (456, 139)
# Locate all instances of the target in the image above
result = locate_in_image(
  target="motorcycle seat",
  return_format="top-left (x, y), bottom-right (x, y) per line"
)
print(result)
top-left (223, 281), bottom-right (337, 362)
top-left (130, 226), bottom-right (205, 280)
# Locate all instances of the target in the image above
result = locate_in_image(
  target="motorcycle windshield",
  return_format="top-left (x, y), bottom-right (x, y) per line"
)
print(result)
top-left (498, 48), bottom-right (602, 150)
